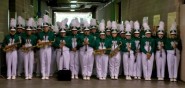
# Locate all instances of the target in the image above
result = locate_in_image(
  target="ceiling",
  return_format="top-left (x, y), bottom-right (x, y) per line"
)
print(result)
top-left (45, 0), bottom-right (110, 12)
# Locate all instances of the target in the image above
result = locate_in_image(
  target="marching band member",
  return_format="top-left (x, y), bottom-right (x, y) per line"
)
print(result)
top-left (121, 21), bottom-right (136, 80)
top-left (79, 20), bottom-right (95, 80)
top-left (69, 19), bottom-right (80, 79)
top-left (3, 18), bottom-right (20, 79)
top-left (133, 21), bottom-right (142, 79)
top-left (54, 22), bottom-right (70, 71)
top-left (90, 18), bottom-right (99, 40)
top-left (37, 15), bottom-right (55, 80)
top-left (109, 21), bottom-right (121, 80)
top-left (155, 21), bottom-right (166, 81)
top-left (141, 22), bottom-right (155, 81)
top-left (16, 16), bottom-right (25, 76)
top-left (94, 21), bottom-right (110, 80)
top-left (105, 20), bottom-right (112, 39)
top-left (166, 22), bottom-right (181, 82)
top-left (21, 18), bottom-right (37, 80)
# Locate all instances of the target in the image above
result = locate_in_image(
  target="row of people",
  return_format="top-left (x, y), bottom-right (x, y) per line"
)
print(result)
top-left (2, 16), bottom-right (181, 82)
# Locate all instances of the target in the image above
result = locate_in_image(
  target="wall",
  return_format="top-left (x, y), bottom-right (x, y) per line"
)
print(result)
top-left (180, 4), bottom-right (185, 82)
top-left (0, 0), bottom-right (9, 42)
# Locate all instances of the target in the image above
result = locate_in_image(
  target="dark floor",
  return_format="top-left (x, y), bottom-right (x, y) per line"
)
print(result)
top-left (0, 77), bottom-right (185, 88)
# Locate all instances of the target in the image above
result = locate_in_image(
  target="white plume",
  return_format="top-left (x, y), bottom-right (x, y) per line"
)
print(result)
top-left (143, 23), bottom-right (150, 30)
top-left (134, 21), bottom-right (140, 30)
top-left (27, 18), bottom-right (34, 27)
top-left (158, 21), bottom-right (164, 31)
top-left (99, 22), bottom-right (105, 32)
top-left (119, 23), bottom-right (124, 31)
top-left (37, 18), bottom-right (43, 26)
top-left (125, 21), bottom-right (131, 32)
top-left (43, 15), bottom-right (50, 23)
top-left (17, 16), bottom-right (23, 25)
top-left (111, 21), bottom-right (117, 29)
top-left (170, 21), bottom-right (177, 31)
top-left (10, 18), bottom-right (16, 28)
top-left (106, 20), bottom-right (111, 28)
top-left (70, 19), bottom-right (76, 27)
top-left (143, 17), bottom-right (148, 24)
top-left (84, 20), bottom-right (90, 28)
top-left (130, 21), bottom-right (134, 29)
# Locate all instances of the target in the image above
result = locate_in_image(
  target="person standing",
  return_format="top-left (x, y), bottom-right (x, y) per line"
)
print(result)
top-left (21, 18), bottom-right (37, 80)
top-left (155, 21), bottom-right (166, 81)
top-left (37, 15), bottom-right (55, 80)
top-left (3, 18), bottom-right (20, 79)
top-left (141, 22), bottom-right (155, 81)
top-left (166, 22), bottom-right (181, 82)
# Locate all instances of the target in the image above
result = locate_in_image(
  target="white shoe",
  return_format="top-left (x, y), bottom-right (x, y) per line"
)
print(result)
top-left (102, 77), bottom-right (106, 80)
top-left (41, 76), bottom-right (45, 80)
top-left (173, 79), bottom-right (177, 82)
top-left (170, 78), bottom-right (173, 82)
top-left (86, 77), bottom-right (90, 80)
top-left (111, 76), bottom-right (114, 79)
top-left (128, 76), bottom-right (132, 80)
top-left (28, 76), bottom-right (32, 80)
top-left (134, 77), bottom-right (137, 79)
top-left (145, 78), bottom-right (148, 81)
top-left (25, 77), bottom-right (29, 80)
top-left (126, 76), bottom-right (129, 80)
top-left (115, 76), bottom-right (118, 80)
top-left (71, 75), bottom-right (74, 79)
top-left (45, 77), bottom-right (49, 80)
top-left (99, 77), bottom-right (103, 80)
top-left (138, 77), bottom-right (141, 79)
top-left (148, 78), bottom-right (151, 80)
top-left (83, 76), bottom-right (87, 80)
top-left (12, 76), bottom-right (16, 79)
top-left (75, 75), bottom-right (78, 79)
top-left (158, 77), bottom-right (161, 80)
top-left (7, 76), bottom-right (11, 80)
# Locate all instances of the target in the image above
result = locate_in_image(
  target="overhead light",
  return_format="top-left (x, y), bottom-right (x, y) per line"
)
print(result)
top-left (70, 0), bottom-right (77, 3)
top-left (70, 5), bottom-right (77, 8)
top-left (70, 9), bottom-right (75, 11)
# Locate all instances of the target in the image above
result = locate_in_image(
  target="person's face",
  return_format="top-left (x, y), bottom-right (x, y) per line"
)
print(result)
top-left (27, 30), bottom-right (32, 35)
top-left (72, 30), bottom-right (77, 35)
top-left (112, 33), bottom-right (117, 37)
top-left (158, 34), bottom-right (164, 38)
top-left (84, 30), bottom-right (90, 35)
top-left (43, 26), bottom-right (49, 32)
top-left (134, 33), bottom-right (140, 37)
top-left (120, 33), bottom-right (125, 38)
top-left (106, 31), bottom-right (111, 36)
top-left (126, 35), bottom-right (131, 39)
top-left (100, 34), bottom-right (105, 39)
top-left (10, 31), bottom-right (16, 35)
top-left (17, 28), bottom-right (22, 33)
top-left (60, 32), bottom-right (66, 37)
top-left (91, 28), bottom-right (96, 33)
top-left (146, 33), bottom-right (151, 38)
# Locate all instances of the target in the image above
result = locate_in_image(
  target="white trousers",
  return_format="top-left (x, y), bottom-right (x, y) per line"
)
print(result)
top-left (6, 50), bottom-right (17, 77)
top-left (17, 49), bottom-right (24, 75)
top-left (155, 50), bottom-right (166, 78)
top-left (23, 51), bottom-right (34, 77)
top-left (109, 52), bottom-right (121, 77)
top-left (123, 52), bottom-right (135, 76)
top-left (167, 50), bottom-right (180, 79)
top-left (95, 54), bottom-right (108, 78)
top-left (142, 53), bottom-right (154, 78)
top-left (56, 47), bottom-right (70, 70)
top-left (40, 47), bottom-right (52, 77)
top-left (80, 46), bottom-right (94, 77)
top-left (133, 52), bottom-right (142, 77)
top-left (70, 51), bottom-right (79, 76)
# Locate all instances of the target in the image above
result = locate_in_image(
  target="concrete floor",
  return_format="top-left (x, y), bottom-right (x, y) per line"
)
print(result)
top-left (0, 77), bottom-right (185, 88)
